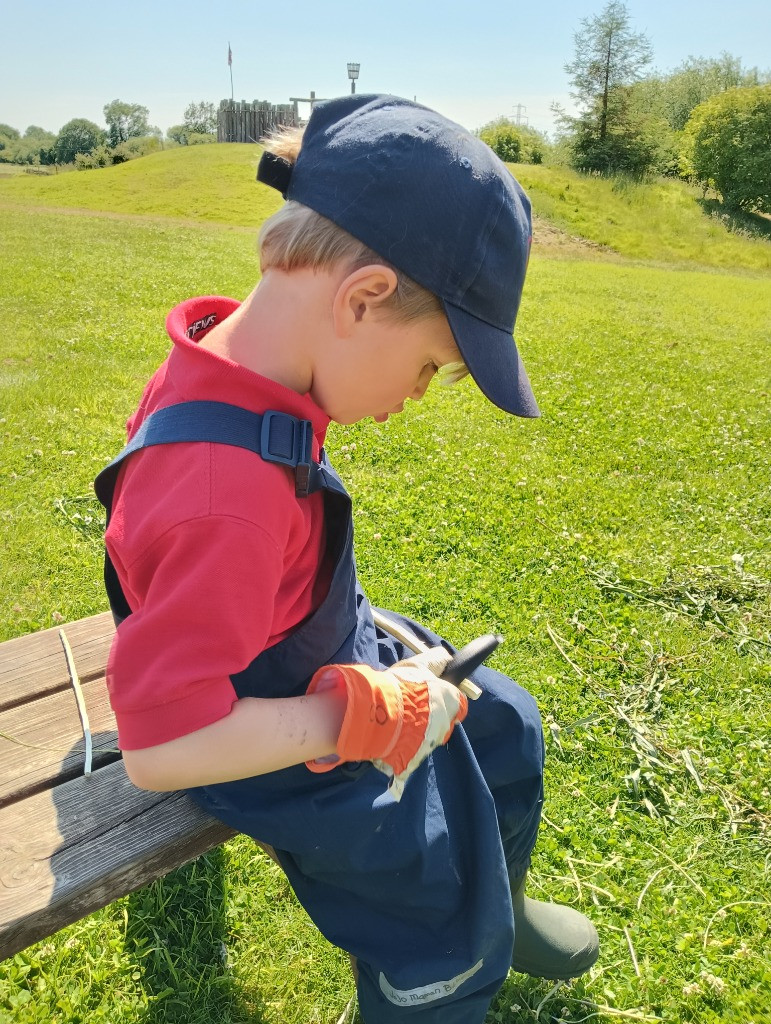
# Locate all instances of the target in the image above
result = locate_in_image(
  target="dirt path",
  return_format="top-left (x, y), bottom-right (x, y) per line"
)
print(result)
top-left (531, 215), bottom-right (615, 258)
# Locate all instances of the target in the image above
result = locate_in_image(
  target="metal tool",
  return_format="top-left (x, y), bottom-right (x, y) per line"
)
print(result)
top-left (440, 633), bottom-right (504, 689)
top-left (370, 609), bottom-right (503, 700)
top-left (370, 621), bottom-right (505, 802)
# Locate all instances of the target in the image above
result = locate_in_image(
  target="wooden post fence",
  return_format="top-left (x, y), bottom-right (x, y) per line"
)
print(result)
top-left (217, 100), bottom-right (297, 144)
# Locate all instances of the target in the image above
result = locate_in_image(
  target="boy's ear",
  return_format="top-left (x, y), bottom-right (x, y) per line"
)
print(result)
top-left (333, 265), bottom-right (399, 336)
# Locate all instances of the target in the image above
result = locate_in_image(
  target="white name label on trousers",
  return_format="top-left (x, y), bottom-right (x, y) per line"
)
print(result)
top-left (379, 959), bottom-right (484, 1006)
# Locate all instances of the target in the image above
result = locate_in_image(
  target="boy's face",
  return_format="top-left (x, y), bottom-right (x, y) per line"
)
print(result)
top-left (314, 311), bottom-right (463, 426)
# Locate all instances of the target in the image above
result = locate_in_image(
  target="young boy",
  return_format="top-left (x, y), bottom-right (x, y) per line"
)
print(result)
top-left (96, 94), bottom-right (598, 1023)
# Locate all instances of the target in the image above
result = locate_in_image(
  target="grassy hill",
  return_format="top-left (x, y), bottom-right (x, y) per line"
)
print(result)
top-left (1, 144), bottom-right (770, 272)
top-left (0, 144), bottom-right (282, 227)
top-left (514, 163), bottom-right (771, 272)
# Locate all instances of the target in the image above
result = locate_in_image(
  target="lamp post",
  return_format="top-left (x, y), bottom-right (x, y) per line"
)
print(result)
top-left (347, 62), bottom-right (360, 95)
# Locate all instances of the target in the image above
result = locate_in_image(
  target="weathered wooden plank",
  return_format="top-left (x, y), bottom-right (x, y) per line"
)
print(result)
top-left (0, 612), bottom-right (114, 712)
top-left (0, 760), bottom-right (235, 960)
top-left (0, 679), bottom-right (118, 806)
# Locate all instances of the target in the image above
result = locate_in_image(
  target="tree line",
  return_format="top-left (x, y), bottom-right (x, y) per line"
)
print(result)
top-left (0, 101), bottom-right (218, 170)
top-left (480, 0), bottom-right (771, 213)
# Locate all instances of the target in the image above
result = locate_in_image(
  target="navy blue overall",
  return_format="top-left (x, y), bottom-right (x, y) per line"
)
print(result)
top-left (95, 401), bottom-right (545, 1023)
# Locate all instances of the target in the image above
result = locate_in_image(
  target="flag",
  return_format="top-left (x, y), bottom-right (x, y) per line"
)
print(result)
top-left (228, 43), bottom-right (232, 66)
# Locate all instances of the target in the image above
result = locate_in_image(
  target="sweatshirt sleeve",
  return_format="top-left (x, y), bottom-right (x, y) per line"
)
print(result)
top-left (106, 515), bottom-right (284, 749)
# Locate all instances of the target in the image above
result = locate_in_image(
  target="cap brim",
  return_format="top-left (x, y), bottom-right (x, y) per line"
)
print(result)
top-left (443, 301), bottom-right (540, 418)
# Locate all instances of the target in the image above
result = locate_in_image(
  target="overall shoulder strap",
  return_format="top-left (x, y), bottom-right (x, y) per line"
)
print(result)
top-left (93, 401), bottom-right (321, 621)
top-left (94, 401), bottom-right (320, 508)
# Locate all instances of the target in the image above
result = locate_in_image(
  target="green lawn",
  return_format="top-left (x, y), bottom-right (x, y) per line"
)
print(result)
top-left (1, 150), bottom-right (770, 1024)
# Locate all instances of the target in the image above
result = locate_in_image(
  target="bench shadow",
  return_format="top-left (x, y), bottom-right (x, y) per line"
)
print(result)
top-left (50, 736), bottom-right (269, 1023)
top-left (123, 847), bottom-right (270, 1024)
top-left (697, 198), bottom-right (771, 241)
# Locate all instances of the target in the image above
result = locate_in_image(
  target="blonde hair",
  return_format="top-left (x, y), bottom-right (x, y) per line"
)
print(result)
top-left (258, 127), bottom-right (467, 384)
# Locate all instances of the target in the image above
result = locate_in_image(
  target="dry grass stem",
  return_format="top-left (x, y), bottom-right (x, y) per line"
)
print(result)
top-left (636, 867), bottom-right (667, 910)
top-left (623, 925), bottom-right (641, 977)
top-left (534, 979), bottom-right (566, 1019)
top-left (60, 627), bottom-right (92, 774)
top-left (546, 621), bottom-right (586, 678)
top-left (542, 873), bottom-right (616, 901)
top-left (540, 814), bottom-right (566, 834)
top-left (680, 748), bottom-right (705, 792)
top-left (566, 857), bottom-right (583, 899)
top-left (573, 998), bottom-right (662, 1022)
top-left (702, 901), bottom-right (771, 949)
top-left (334, 994), bottom-right (357, 1024)
top-left (640, 842), bottom-right (707, 898)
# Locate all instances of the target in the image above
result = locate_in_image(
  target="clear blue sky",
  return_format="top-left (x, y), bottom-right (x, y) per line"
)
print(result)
top-left (2, 0), bottom-right (768, 138)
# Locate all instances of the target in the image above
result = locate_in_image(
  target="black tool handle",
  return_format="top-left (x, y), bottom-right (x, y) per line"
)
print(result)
top-left (440, 634), bottom-right (504, 686)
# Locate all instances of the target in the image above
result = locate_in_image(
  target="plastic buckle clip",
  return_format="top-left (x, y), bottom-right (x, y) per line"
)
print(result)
top-left (261, 411), bottom-right (314, 498)
top-left (293, 420), bottom-right (313, 498)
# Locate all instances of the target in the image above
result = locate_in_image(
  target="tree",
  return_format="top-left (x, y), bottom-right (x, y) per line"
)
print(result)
top-left (630, 56), bottom-right (743, 139)
top-left (55, 118), bottom-right (104, 164)
top-left (625, 53), bottom-right (766, 175)
top-left (680, 85), bottom-right (771, 212)
top-left (15, 126), bottom-right (58, 165)
top-left (560, 0), bottom-right (653, 174)
top-left (183, 101), bottom-right (217, 136)
top-left (654, 54), bottom-right (761, 131)
top-left (103, 100), bottom-right (151, 147)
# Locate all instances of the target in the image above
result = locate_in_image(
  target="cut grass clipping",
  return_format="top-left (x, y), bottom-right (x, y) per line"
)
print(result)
top-left (1, 146), bottom-right (769, 1024)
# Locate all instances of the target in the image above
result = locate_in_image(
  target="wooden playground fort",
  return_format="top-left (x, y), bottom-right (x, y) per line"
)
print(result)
top-left (217, 88), bottom-right (344, 143)
top-left (217, 99), bottom-right (297, 143)
top-left (218, 62), bottom-right (360, 142)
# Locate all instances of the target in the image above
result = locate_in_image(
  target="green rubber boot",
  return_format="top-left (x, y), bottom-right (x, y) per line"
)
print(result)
top-left (510, 872), bottom-right (600, 980)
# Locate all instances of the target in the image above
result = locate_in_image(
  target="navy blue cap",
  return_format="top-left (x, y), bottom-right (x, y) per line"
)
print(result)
top-left (257, 94), bottom-right (539, 417)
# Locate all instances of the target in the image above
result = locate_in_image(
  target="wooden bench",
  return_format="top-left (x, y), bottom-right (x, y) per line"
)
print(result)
top-left (0, 613), bottom-right (237, 960)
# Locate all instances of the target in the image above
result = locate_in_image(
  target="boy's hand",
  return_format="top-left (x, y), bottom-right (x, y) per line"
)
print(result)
top-left (305, 648), bottom-right (467, 791)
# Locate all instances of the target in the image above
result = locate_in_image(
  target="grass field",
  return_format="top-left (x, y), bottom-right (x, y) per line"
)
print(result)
top-left (1, 147), bottom-right (770, 1024)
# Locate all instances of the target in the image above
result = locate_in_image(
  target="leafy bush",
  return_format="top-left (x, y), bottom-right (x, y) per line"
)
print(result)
top-left (111, 135), bottom-right (162, 163)
top-left (75, 145), bottom-right (112, 170)
top-left (478, 119), bottom-right (551, 164)
top-left (681, 84), bottom-right (771, 211)
top-left (167, 124), bottom-right (188, 145)
top-left (570, 112), bottom-right (661, 178)
top-left (479, 120), bottom-right (522, 161)
top-left (74, 136), bottom-right (162, 170)
top-left (185, 132), bottom-right (216, 146)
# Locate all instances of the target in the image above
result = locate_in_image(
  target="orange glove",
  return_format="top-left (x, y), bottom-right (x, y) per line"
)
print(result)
top-left (306, 648), bottom-right (468, 791)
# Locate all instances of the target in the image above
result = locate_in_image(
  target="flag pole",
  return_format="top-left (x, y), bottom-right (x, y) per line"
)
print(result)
top-left (228, 42), bottom-right (234, 101)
